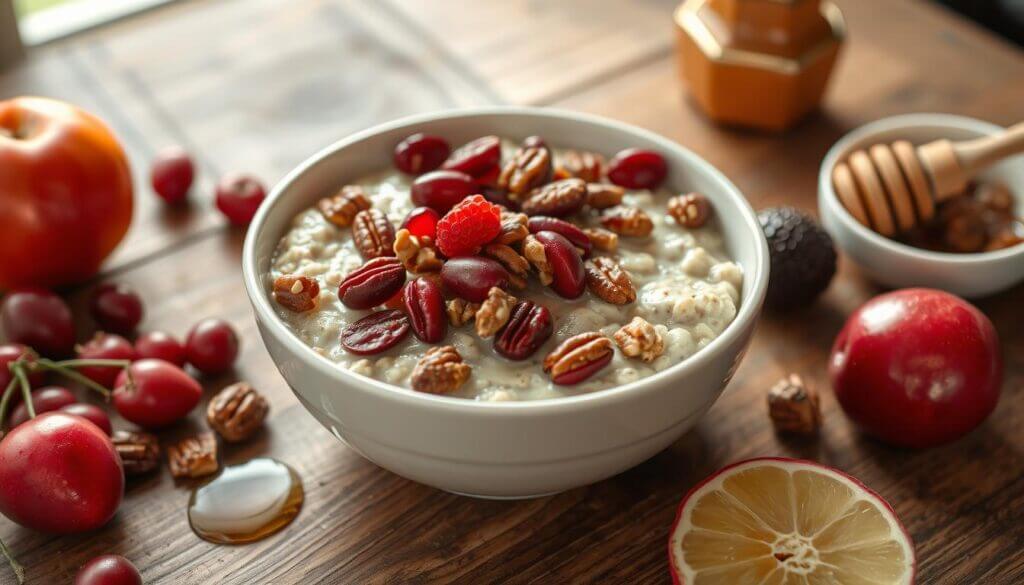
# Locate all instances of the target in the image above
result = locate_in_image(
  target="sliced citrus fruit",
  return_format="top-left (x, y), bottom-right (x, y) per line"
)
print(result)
top-left (669, 458), bottom-right (915, 585)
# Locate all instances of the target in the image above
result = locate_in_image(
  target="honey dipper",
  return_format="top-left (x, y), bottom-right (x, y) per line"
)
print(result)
top-left (832, 122), bottom-right (1024, 236)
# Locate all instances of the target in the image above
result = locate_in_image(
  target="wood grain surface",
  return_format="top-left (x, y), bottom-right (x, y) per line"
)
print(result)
top-left (1, 0), bottom-right (1022, 583)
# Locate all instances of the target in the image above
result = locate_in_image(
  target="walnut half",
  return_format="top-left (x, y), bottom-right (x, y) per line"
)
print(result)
top-left (613, 317), bottom-right (664, 363)
top-left (411, 346), bottom-right (471, 394)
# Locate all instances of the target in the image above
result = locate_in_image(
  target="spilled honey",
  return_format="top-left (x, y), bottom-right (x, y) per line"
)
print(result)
top-left (188, 458), bottom-right (303, 544)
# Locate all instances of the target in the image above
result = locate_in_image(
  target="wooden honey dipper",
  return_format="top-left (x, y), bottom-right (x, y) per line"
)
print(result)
top-left (832, 122), bottom-right (1024, 236)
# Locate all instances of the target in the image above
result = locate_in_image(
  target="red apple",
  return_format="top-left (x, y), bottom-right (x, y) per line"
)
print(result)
top-left (830, 288), bottom-right (1002, 448)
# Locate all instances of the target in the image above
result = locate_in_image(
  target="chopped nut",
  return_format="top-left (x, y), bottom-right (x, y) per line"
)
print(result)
top-left (167, 432), bottom-right (219, 479)
top-left (481, 243), bottom-right (529, 289)
top-left (394, 228), bottom-right (444, 273)
top-left (272, 275), bottom-right (320, 312)
top-left (601, 205), bottom-right (653, 237)
top-left (496, 211), bottom-right (529, 245)
top-left (668, 192), bottom-right (712, 229)
top-left (585, 257), bottom-right (636, 305)
top-left (411, 346), bottom-right (471, 394)
top-left (498, 144), bottom-right (552, 197)
top-left (613, 317), bottom-right (664, 362)
top-left (522, 234), bottom-right (552, 285)
top-left (583, 227), bottom-right (618, 252)
top-left (543, 332), bottom-right (614, 385)
top-left (112, 431), bottom-right (161, 475)
top-left (768, 374), bottom-right (821, 435)
top-left (207, 382), bottom-right (270, 442)
top-left (586, 183), bottom-right (624, 209)
top-left (447, 298), bottom-right (480, 327)
top-left (475, 287), bottom-right (517, 338)
top-left (557, 150), bottom-right (604, 183)
top-left (317, 185), bottom-right (370, 227)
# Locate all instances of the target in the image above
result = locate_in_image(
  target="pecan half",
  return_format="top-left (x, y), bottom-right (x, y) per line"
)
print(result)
top-left (475, 287), bottom-right (517, 338)
top-left (543, 332), bottom-right (614, 386)
top-left (557, 150), bottom-right (604, 183)
top-left (112, 430), bottom-right (161, 475)
top-left (600, 205), bottom-right (653, 237)
top-left (668, 192), bottom-right (712, 229)
top-left (394, 228), bottom-right (443, 273)
top-left (522, 234), bottom-right (552, 285)
top-left (586, 183), bottom-right (624, 210)
top-left (498, 144), bottom-right (552, 197)
top-left (352, 208), bottom-right (396, 259)
top-left (521, 178), bottom-right (586, 217)
top-left (768, 374), bottom-right (821, 435)
top-left (481, 243), bottom-right (529, 289)
top-left (584, 257), bottom-right (636, 305)
top-left (583, 227), bottom-right (618, 252)
top-left (496, 210), bottom-right (529, 245)
top-left (317, 185), bottom-right (371, 227)
top-left (613, 317), bottom-right (664, 362)
top-left (207, 382), bottom-right (269, 443)
top-left (167, 432), bottom-right (218, 479)
top-left (411, 346), bottom-right (471, 394)
top-left (272, 275), bottom-right (320, 312)
top-left (447, 298), bottom-right (480, 327)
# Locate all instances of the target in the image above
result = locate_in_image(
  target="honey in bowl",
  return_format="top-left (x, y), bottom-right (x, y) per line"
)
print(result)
top-left (897, 182), bottom-right (1023, 253)
top-left (188, 458), bottom-right (303, 544)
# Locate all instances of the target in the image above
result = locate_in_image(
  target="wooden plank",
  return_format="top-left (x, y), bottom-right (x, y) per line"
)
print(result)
top-left (0, 0), bottom-right (23, 72)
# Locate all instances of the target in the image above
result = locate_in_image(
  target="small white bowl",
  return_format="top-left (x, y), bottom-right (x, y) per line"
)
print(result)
top-left (243, 107), bottom-right (768, 498)
top-left (819, 114), bottom-right (1024, 298)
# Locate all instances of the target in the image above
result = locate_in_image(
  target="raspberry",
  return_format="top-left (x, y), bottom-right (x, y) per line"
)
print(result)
top-left (435, 195), bottom-right (501, 257)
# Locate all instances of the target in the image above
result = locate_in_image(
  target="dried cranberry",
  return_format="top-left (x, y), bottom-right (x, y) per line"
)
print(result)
top-left (401, 207), bottom-right (440, 239)
top-left (607, 148), bottom-right (668, 190)
top-left (338, 257), bottom-right (407, 310)
top-left (527, 216), bottom-right (592, 257)
top-left (442, 135), bottom-right (501, 177)
top-left (494, 301), bottom-right (553, 360)
top-left (411, 170), bottom-right (475, 212)
top-left (403, 278), bottom-right (447, 343)
top-left (393, 134), bottom-right (450, 175)
top-left (440, 257), bottom-right (510, 303)
top-left (533, 231), bottom-right (586, 299)
top-left (340, 310), bottom-right (411, 356)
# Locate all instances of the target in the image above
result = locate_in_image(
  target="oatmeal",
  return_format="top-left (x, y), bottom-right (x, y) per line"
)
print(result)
top-left (269, 136), bottom-right (743, 401)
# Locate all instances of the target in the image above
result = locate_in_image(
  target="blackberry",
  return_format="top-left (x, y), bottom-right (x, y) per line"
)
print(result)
top-left (758, 207), bottom-right (837, 310)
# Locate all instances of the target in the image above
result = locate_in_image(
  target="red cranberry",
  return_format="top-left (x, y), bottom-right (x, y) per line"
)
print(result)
top-left (185, 319), bottom-right (239, 375)
top-left (150, 146), bottom-right (194, 204)
top-left (533, 231), bottom-right (586, 299)
top-left (90, 283), bottom-right (144, 335)
top-left (401, 207), bottom-right (441, 239)
top-left (527, 216), bottom-right (592, 257)
top-left (442, 135), bottom-right (501, 177)
top-left (134, 331), bottom-right (186, 367)
top-left (77, 333), bottom-right (136, 389)
top-left (440, 257), bottom-right (510, 303)
top-left (74, 554), bottom-right (142, 585)
top-left (8, 386), bottom-right (77, 428)
top-left (1, 288), bottom-right (75, 357)
top-left (607, 148), bottom-right (667, 190)
top-left (403, 278), bottom-right (447, 343)
top-left (215, 173), bottom-right (266, 226)
top-left (394, 134), bottom-right (450, 175)
top-left (411, 170), bottom-right (475, 212)
top-left (60, 403), bottom-right (113, 436)
top-left (0, 343), bottom-right (44, 392)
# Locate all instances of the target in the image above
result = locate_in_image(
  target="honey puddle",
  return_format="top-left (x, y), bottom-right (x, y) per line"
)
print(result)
top-left (188, 458), bottom-right (303, 544)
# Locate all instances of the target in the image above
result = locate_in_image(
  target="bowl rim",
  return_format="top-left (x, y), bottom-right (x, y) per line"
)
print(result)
top-left (819, 113), bottom-right (1024, 265)
top-left (242, 106), bottom-right (769, 415)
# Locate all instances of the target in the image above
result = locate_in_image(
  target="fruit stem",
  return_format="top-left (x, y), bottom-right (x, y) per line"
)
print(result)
top-left (12, 369), bottom-right (33, 420)
top-left (0, 538), bottom-right (24, 584)
top-left (0, 378), bottom-right (18, 432)
top-left (34, 359), bottom-right (117, 399)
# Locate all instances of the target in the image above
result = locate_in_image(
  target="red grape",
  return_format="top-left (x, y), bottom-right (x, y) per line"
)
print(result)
top-left (1, 288), bottom-right (75, 357)
top-left (60, 403), bottom-right (113, 436)
top-left (185, 319), bottom-right (239, 375)
top-left (8, 386), bottom-right (77, 428)
top-left (75, 554), bottom-right (142, 585)
top-left (134, 331), bottom-right (186, 367)
top-left (90, 283), bottom-right (144, 335)
top-left (215, 173), bottom-right (266, 226)
top-left (113, 359), bottom-right (201, 428)
top-left (77, 333), bottom-right (136, 389)
top-left (150, 147), bottom-right (194, 204)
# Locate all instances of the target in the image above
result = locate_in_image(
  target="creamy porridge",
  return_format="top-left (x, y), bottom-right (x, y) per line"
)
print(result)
top-left (269, 136), bottom-right (743, 401)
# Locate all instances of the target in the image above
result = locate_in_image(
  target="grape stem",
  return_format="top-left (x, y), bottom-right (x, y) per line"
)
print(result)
top-left (0, 378), bottom-right (17, 434)
top-left (0, 537), bottom-right (24, 584)
top-left (32, 358), bottom-right (130, 399)
top-left (11, 369), bottom-right (32, 420)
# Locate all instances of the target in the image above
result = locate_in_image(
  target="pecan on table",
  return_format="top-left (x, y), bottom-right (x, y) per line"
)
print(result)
top-left (317, 185), bottom-right (371, 228)
top-left (767, 374), bottom-right (821, 435)
top-left (585, 183), bottom-right (624, 210)
top-left (111, 430), bottom-right (161, 475)
top-left (556, 150), bottom-right (604, 183)
top-left (411, 346), bottom-right (471, 394)
top-left (446, 298), bottom-right (480, 327)
top-left (613, 317), bottom-right (664, 363)
top-left (352, 208), bottom-right (397, 259)
top-left (543, 332), bottom-right (614, 386)
top-left (394, 228), bottom-right (443, 273)
top-left (584, 257), bottom-right (636, 305)
top-left (272, 275), bottom-right (320, 312)
top-left (498, 143), bottom-right (552, 197)
top-left (496, 211), bottom-right (530, 245)
top-left (207, 382), bottom-right (270, 443)
top-left (475, 287), bottom-right (517, 339)
top-left (521, 178), bottom-right (586, 217)
top-left (167, 432), bottom-right (219, 479)
top-left (668, 192), bottom-right (712, 229)
top-left (583, 227), bottom-right (618, 252)
top-left (481, 243), bottom-right (529, 289)
top-left (521, 234), bottom-right (552, 286)
top-left (600, 205), bottom-right (654, 237)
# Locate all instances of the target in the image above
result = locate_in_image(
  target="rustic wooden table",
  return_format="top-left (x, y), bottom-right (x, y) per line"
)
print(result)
top-left (0, 0), bottom-right (1022, 583)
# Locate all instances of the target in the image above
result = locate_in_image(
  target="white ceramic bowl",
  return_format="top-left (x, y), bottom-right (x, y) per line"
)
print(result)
top-left (242, 107), bottom-right (768, 498)
top-left (819, 114), bottom-right (1024, 298)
